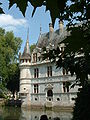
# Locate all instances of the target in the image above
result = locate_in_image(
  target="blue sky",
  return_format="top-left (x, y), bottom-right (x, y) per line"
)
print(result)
top-left (0, 0), bottom-right (60, 53)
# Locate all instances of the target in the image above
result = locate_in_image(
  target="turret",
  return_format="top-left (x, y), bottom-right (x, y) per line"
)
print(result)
top-left (19, 29), bottom-right (31, 64)
top-left (19, 29), bottom-right (31, 102)
top-left (49, 23), bottom-right (54, 41)
top-left (59, 20), bottom-right (64, 34)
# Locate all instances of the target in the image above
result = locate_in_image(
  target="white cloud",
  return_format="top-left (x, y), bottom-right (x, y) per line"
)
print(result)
top-left (0, 14), bottom-right (28, 33)
top-left (0, 14), bottom-right (27, 27)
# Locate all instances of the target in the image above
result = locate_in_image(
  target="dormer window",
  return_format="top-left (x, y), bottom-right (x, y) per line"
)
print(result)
top-left (33, 53), bottom-right (37, 62)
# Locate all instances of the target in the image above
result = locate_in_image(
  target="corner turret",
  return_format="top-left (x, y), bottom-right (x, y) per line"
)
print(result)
top-left (19, 29), bottom-right (31, 63)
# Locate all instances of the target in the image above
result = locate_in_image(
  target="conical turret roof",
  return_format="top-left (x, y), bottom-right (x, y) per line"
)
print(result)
top-left (20, 29), bottom-right (31, 60)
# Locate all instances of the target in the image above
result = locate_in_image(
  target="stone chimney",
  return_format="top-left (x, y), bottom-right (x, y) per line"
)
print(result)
top-left (49, 23), bottom-right (54, 40)
top-left (59, 20), bottom-right (64, 34)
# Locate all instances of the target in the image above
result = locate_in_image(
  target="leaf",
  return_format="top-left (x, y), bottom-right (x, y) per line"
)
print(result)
top-left (32, 7), bottom-right (36, 17)
top-left (9, 0), bottom-right (28, 16)
top-left (46, 0), bottom-right (66, 26)
top-left (46, 0), bottom-right (63, 26)
top-left (0, 7), bottom-right (4, 14)
top-left (29, 0), bottom-right (44, 17)
top-left (9, 0), bottom-right (16, 8)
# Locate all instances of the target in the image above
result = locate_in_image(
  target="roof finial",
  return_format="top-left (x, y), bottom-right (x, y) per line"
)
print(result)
top-left (27, 27), bottom-right (29, 42)
top-left (25, 27), bottom-right (30, 54)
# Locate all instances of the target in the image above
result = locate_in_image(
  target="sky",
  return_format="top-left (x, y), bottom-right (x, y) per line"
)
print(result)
top-left (0, 0), bottom-right (60, 53)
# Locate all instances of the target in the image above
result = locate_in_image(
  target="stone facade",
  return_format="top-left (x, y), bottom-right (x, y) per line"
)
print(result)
top-left (19, 22), bottom-right (78, 108)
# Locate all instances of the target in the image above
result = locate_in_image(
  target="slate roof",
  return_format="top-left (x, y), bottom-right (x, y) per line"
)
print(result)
top-left (37, 28), bottom-right (69, 49)
top-left (20, 37), bottom-right (31, 60)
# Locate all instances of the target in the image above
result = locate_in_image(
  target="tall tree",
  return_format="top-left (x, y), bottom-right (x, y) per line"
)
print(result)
top-left (0, 28), bottom-right (22, 89)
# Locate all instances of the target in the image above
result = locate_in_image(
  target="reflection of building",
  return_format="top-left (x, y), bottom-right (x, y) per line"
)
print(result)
top-left (20, 108), bottom-right (72, 120)
top-left (19, 21), bottom-right (78, 109)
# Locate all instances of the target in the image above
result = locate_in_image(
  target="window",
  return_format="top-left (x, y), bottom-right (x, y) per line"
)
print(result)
top-left (47, 66), bottom-right (52, 77)
top-left (34, 84), bottom-right (38, 93)
top-left (33, 53), bottom-right (37, 62)
top-left (24, 88), bottom-right (26, 90)
top-left (35, 98), bottom-right (37, 101)
top-left (34, 68), bottom-right (39, 78)
top-left (63, 82), bottom-right (66, 92)
top-left (57, 98), bottom-right (60, 101)
top-left (63, 82), bottom-right (70, 93)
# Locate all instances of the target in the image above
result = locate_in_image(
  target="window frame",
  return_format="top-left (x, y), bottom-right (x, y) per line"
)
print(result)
top-left (47, 66), bottom-right (52, 77)
top-left (34, 84), bottom-right (38, 94)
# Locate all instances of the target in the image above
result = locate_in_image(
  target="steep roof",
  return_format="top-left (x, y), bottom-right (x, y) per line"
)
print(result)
top-left (20, 30), bottom-right (31, 60)
top-left (37, 28), bottom-right (68, 49)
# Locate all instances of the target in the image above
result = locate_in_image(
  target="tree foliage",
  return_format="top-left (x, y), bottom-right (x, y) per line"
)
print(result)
top-left (0, 28), bottom-right (22, 91)
top-left (0, 0), bottom-right (89, 26)
top-left (6, 63), bottom-right (20, 96)
top-left (30, 44), bottom-right (36, 53)
top-left (72, 84), bottom-right (90, 120)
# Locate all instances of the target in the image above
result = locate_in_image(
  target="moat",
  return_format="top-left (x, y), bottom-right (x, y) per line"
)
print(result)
top-left (0, 106), bottom-right (72, 120)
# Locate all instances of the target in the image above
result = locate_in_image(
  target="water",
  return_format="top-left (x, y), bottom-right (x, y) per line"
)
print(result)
top-left (0, 107), bottom-right (72, 120)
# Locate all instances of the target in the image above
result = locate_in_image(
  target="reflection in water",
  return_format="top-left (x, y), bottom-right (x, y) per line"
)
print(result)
top-left (0, 107), bottom-right (21, 120)
top-left (0, 107), bottom-right (72, 120)
top-left (20, 108), bottom-right (72, 120)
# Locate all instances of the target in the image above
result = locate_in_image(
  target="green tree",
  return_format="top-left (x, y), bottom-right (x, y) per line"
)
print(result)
top-left (0, 28), bottom-right (22, 93)
top-left (6, 63), bottom-right (20, 97)
top-left (30, 44), bottom-right (36, 53)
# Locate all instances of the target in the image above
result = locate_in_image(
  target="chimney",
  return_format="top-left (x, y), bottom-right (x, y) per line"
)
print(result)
top-left (59, 20), bottom-right (64, 34)
top-left (49, 23), bottom-right (54, 40)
